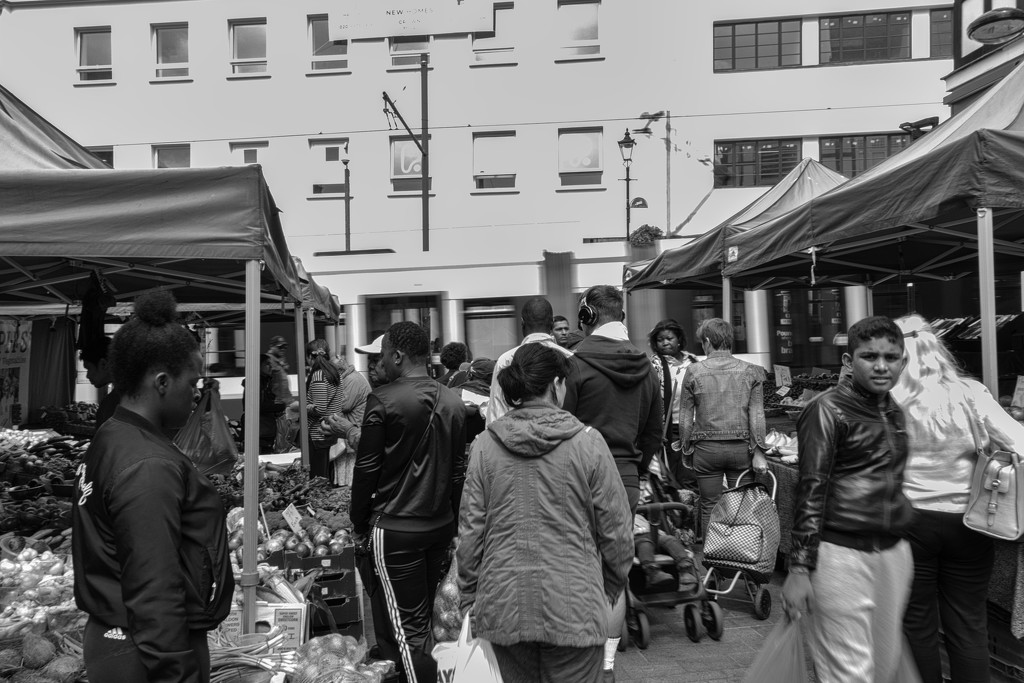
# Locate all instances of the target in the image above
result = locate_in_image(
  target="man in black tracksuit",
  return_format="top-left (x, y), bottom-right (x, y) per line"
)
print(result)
top-left (562, 284), bottom-right (662, 682)
top-left (350, 321), bottom-right (466, 683)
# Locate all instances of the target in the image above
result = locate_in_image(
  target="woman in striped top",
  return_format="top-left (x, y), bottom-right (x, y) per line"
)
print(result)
top-left (305, 338), bottom-right (343, 480)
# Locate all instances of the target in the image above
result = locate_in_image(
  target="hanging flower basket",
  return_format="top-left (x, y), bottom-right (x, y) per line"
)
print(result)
top-left (629, 224), bottom-right (664, 247)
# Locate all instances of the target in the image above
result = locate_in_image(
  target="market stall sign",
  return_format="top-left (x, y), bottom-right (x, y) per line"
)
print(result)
top-left (329, 0), bottom-right (494, 41)
top-left (774, 365), bottom-right (792, 387)
top-left (1013, 376), bottom-right (1024, 408)
top-left (282, 504), bottom-right (305, 539)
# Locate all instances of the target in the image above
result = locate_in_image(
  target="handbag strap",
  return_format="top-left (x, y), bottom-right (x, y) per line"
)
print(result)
top-left (964, 401), bottom-right (988, 460)
top-left (373, 383), bottom-right (441, 523)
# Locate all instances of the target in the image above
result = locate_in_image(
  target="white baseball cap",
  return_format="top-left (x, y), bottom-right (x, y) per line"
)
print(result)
top-left (355, 334), bottom-right (384, 354)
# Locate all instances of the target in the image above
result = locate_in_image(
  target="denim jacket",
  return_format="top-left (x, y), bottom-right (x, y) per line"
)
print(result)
top-left (677, 350), bottom-right (768, 460)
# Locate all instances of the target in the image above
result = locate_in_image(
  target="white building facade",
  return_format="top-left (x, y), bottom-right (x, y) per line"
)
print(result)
top-left (0, 0), bottom-right (953, 367)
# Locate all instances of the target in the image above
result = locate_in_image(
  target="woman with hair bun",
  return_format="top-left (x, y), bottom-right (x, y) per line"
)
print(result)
top-left (457, 343), bottom-right (633, 682)
top-left (302, 338), bottom-right (342, 480)
top-left (72, 290), bottom-right (234, 683)
top-left (893, 314), bottom-right (1024, 683)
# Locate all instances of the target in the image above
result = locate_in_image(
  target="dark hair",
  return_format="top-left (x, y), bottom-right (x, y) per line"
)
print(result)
top-left (109, 291), bottom-right (199, 398)
top-left (385, 321), bottom-right (430, 361)
top-left (847, 316), bottom-right (903, 355)
top-left (581, 285), bottom-right (623, 324)
top-left (648, 319), bottom-right (687, 355)
top-left (305, 338), bottom-right (340, 386)
top-left (521, 297), bottom-right (554, 332)
top-left (440, 342), bottom-right (468, 371)
top-left (80, 336), bottom-right (111, 365)
top-left (553, 315), bottom-right (568, 325)
top-left (498, 344), bottom-right (568, 406)
top-left (695, 317), bottom-right (733, 350)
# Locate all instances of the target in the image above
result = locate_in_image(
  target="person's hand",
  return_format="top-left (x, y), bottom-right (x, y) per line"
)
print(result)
top-left (781, 569), bottom-right (814, 621)
top-left (752, 449), bottom-right (769, 474)
top-left (351, 531), bottom-right (367, 551)
top-left (323, 412), bottom-right (354, 437)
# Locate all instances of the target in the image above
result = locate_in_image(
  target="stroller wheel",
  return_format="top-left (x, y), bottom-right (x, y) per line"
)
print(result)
top-left (635, 611), bottom-right (650, 650)
top-left (702, 601), bottom-right (724, 641)
top-left (683, 602), bottom-right (701, 643)
top-left (753, 585), bottom-right (772, 620)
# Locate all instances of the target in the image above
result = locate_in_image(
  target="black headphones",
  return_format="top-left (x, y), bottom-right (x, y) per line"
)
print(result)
top-left (577, 289), bottom-right (598, 328)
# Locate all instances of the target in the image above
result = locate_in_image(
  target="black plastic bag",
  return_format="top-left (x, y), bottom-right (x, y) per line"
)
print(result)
top-left (742, 616), bottom-right (809, 683)
top-left (174, 387), bottom-right (239, 476)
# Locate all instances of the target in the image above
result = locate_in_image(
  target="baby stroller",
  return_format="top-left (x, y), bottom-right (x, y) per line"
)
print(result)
top-left (701, 469), bottom-right (780, 621)
top-left (620, 455), bottom-right (723, 649)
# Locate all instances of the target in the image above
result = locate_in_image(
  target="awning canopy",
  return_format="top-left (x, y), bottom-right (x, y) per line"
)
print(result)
top-left (623, 159), bottom-right (847, 291)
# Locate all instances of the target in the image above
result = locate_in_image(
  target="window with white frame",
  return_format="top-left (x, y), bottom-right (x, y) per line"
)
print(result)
top-left (390, 36), bottom-right (429, 67)
top-left (77, 27), bottom-right (112, 81)
top-left (714, 138), bottom-right (801, 187)
top-left (819, 12), bottom-right (910, 64)
top-left (309, 15), bottom-right (348, 71)
top-left (819, 133), bottom-right (910, 177)
top-left (87, 146), bottom-right (113, 167)
top-left (556, 0), bottom-right (600, 58)
top-left (473, 3), bottom-right (516, 63)
top-left (309, 138), bottom-right (349, 195)
top-left (390, 136), bottom-right (430, 192)
top-left (930, 8), bottom-right (953, 58)
top-left (473, 132), bottom-right (517, 189)
top-left (230, 19), bottom-right (267, 74)
top-left (154, 24), bottom-right (188, 78)
top-left (230, 140), bottom-right (267, 166)
top-left (557, 128), bottom-right (602, 186)
top-left (154, 145), bottom-right (190, 168)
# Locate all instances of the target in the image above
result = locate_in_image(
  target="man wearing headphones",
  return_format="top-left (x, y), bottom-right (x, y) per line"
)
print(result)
top-left (486, 297), bottom-right (573, 426)
top-left (562, 284), bottom-right (662, 682)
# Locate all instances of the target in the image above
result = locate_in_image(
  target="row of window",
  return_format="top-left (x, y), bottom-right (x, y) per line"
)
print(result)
top-left (100, 126), bottom-right (909, 194)
top-left (76, 2), bottom-right (599, 82)
top-left (714, 133), bottom-right (912, 187)
top-left (713, 8), bottom-right (952, 72)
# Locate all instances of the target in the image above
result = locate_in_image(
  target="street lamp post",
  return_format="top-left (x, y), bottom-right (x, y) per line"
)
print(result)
top-left (618, 129), bottom-right (636, 240)
top-left (343, 159), bottom-right (351, 252)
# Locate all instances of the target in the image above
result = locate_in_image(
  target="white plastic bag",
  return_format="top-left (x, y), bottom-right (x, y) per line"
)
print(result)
top-left (432, 612), bottom-right (503, 683)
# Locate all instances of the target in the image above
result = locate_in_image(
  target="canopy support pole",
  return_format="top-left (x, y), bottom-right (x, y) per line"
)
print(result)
top-left (241, 259), bottom-right (260, 635)
top-left (722, 277), bottom-right (732, 324)
top-left (306, 308), bottom-right (315, 344)
top-left (977, 208), bottom-right (998, 395)
top-left (334, 319), bottom-right (342, 358)
top-left (295, 305), bottom-right (310, 468)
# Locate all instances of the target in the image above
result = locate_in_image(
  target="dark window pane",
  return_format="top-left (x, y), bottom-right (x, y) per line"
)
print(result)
top-left (713, 25), bottom-right (733, 37)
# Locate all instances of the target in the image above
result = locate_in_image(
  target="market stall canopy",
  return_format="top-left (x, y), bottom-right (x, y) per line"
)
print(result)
top-left (0, 165), bottom-right (303, 306)
top-left (623, 159), bottom-right (847, 291)
top-left (720, 58), bottom-right (1024, 290)
top-left (294, 258), bottom-right (341, 321)
top-left (0, 83), bottom-right (110, 170)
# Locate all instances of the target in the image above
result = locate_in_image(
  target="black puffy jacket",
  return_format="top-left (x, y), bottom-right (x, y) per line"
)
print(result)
top-left (789, 377), bottom-right (914, 569)
top-left (72, 407), bottom-right (234, 683)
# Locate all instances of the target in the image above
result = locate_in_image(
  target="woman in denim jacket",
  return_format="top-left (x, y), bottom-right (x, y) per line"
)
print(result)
top-left (678, 317), bottom-right (769, 533)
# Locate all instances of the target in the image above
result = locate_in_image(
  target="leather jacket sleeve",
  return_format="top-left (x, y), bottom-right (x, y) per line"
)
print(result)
top-left (349, 393), bottom-right (386, 535)
top-left (789, 399), bottom-right (840, 569)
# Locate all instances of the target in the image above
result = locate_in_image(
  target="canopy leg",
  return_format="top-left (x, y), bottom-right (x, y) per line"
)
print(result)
top-left (241, 259), bottom-right (261, 634)
top-left (977, 208), bottom-right (998, 395)
top-left (295, 305), bottom-right (310, 469)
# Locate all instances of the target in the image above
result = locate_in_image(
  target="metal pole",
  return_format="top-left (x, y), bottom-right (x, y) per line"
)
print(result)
top-left (306, 308), bottom-right (315, 343)
top-left (977, 208), bottom-right (998, 394)
top-left (665, 110), bottom-right (671, 233)
top-left (240, 259), bottom-right (260, 634)
top-left (625, 163), bottom-right (631, 240)
top-left (421, 53), bottom-right (429, 252)
top-left (722, 276), bottom-right (732, 324)
top-left (343, 160), bottom-right (351, 252)
top-left (295, 305), bottom-right (310, 469)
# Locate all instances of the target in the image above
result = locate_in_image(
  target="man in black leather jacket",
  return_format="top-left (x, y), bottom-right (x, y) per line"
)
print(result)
top-left (782, 316), bottom-right (915, 682)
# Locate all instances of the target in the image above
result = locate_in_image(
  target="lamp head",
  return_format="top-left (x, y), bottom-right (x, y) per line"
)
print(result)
top-left (618, 129), bottom-right (636, 164)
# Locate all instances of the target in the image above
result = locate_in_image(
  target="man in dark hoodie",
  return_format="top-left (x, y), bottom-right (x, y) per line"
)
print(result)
top-left (561, 284), bottom-right (662, 681)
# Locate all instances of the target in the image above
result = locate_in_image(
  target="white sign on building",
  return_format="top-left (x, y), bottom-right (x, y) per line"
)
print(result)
top-left (330, 0), bottom-right (494, 41)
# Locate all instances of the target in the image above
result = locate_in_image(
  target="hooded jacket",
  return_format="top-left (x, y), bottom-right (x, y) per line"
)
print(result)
top-left (457, 404), bottom-right (633, 648)
top-left (562, 335), bottom-right (663, 472)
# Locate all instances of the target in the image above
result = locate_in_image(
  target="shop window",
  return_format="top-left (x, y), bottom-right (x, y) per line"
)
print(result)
top-left (154, 23), bottom-right (189, 78)
top-left (473, 132), bottom-right (517, 189)
top-left (930, 8), bottom-right (953, 58)
top-left (820, 12), bottom-right (910, 64)
top-left (309, 15), bottom-right (348, 71)
top-left (714, 20), bottom-right (801, 71)
top-left (714, 138), bottom-right (801, 187)
top-left (309, 138), bottom-right (349, 195)
top-left (556, 0), bottom-right (600, 58)
top-left (473, 3), bottom-right (516, 64)
top-left (230, 19), bottom-right (267, 74)
top-left (87, 146), bottom-right (113, 167)
top-left (557, 128), bottom-right (602, 186)
top-left (153, 144), bottom-right (190, 168)
top-left (390, 36), bottom-right (429, 67)
top-left (819, 133), bottom-right (910, 178)
top-left (77, 27), bottom-right (112, 81)
top-left (230, 140), bottom-right (267, 166)
top-left (390, 136), bottom-right (431, 192)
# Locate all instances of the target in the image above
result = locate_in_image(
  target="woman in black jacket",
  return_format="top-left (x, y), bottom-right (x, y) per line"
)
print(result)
top-left (72, 291), bottom-right (234, 683)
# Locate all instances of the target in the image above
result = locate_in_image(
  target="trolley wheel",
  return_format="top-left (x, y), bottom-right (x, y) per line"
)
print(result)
top-left (618, 616), bottom-right (629, 651)
top-left (683, 602), bottom-right (701, 643)
top-left (703, 600), bottom-right (724, 641)
top-left (636, 612), bottom-right (650, 650)
top-left (753, 585), bottom-right (772, 620)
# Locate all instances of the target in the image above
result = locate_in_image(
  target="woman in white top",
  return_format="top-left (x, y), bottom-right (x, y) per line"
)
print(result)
top-left (893, 314), bottom-right (1024, 683)
top-left (648, 319), bottom-right (699, 489)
